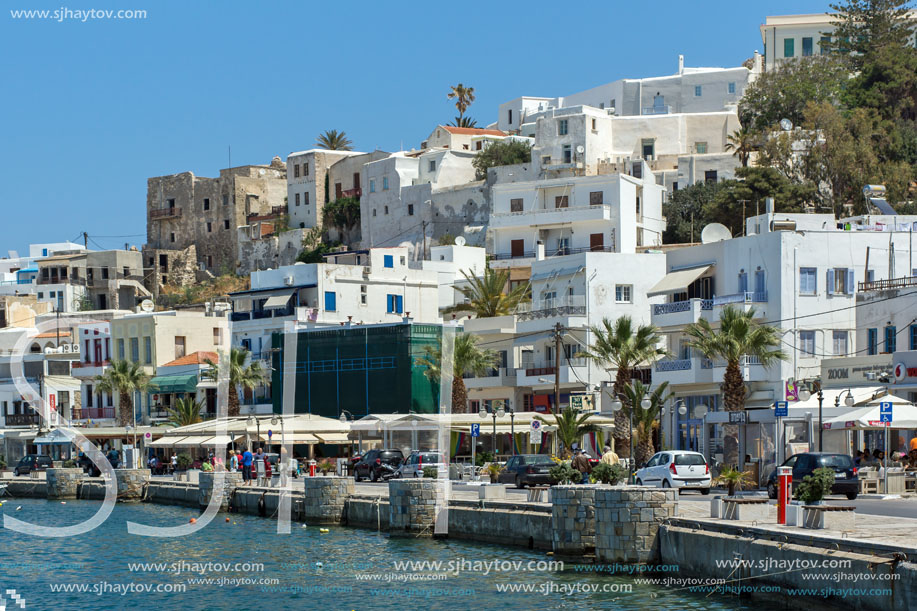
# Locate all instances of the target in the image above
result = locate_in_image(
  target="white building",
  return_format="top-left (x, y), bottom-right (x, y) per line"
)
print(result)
top-left (0, 242), bottom-right (88, 312)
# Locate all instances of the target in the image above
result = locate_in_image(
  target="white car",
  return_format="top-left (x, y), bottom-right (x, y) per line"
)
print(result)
top-left (396, 451), bottom-right (447, 478)
top-left (634, 451), bottom-right (711, 494)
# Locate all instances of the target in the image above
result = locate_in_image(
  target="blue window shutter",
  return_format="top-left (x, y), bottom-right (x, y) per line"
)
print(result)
top-left (384, 255), bottom-right (393, 268)
top-left (324, 291), bottom-right (336, 311)
top-left (387, 294), bottom-right (394, 313)
top-left (396, 295), bottom-right (403, 313)
top-left (846, 269), bottom-right (854, 294)
top-left (827, 269), bottom-right (835, 294)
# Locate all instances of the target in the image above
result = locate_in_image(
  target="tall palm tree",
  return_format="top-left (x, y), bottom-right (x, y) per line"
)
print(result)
top-left (445, 268), bottom-right (530, 318)
top-left (316, 129), bottom-right (353, 151)
top-left (536, 407), bottom-right (600, 458)
top-left (620, 380), bottom-right (671, 468)
top-left (204, 348), bottom-right (268, 418)
top-left (167, 397), bottom-right (204, 427)
top-left (449, 116), bottom-right (478, 128)
top-left (95, 360), bottom-right (151, 427)
top-left (415, 333), bottom-right (499, 413)
top-left (684, 306), bottom-right (787, 467)
top-left (447, 83), bottom-right (476, 121)
top-left (724, 127), bottom-right (758, 167)
top-left (580, 316), bottom-right (666, 458)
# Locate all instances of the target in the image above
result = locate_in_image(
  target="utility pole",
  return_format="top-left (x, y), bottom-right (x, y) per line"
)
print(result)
top-left (421, 221), bottom-right (427, 260)
top-left (83, 232), bottom-right (88, 249)
top-left (553, 322), bottom-right (563, 416)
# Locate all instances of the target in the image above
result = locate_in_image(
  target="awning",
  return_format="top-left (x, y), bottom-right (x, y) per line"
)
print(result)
top-left (647, 265), bottom-right (712, 297)
top-left (314, 433), bottom-right (350, 444)
top-left (171, 436), bottom-right (214, 447)
top-left (35, 428), bottom-right (77, 445)
top-left (263, 294), bottom-right (293, 309)
top-left (149, 437), bottom-right (181, 447)
top-left (529, 265), bottom-right (584, 283)
top-left (150, 374), bottom-right (199, 394)
top-left (201, 435), bottom-right (235, 446)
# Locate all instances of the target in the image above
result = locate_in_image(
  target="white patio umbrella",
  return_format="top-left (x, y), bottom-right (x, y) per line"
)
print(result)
top-left (822, 397), bottom-right (917, 430)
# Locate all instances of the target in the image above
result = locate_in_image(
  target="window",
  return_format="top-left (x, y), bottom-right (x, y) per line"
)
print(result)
top-left (558, 119), bottom-right (568, 135)
top-left (167, 198), bottom-right (176, 208)
top-left (910, 325), bottom-right (917, 350)
top-left (369, 179), bottom-right (376, 193)
top-left (802, 37), bottom-right (813, 56)
top-left (383, 254), bottom-right (393, 268)
top-left (224, 219), bottom-right (230, 230)
top-left (615, 285), bottom-right (632, 303)
top-left (507, 109), bottom-right (512, 124)
top-left (303, 162), bottom-right (309, 176)
top-left (799, 267), bottom-right (817, 294)
top-left (704, 170), bottom-right (718, 183)
top-left (117, 338), bottom-right (125, 360)
top-left (360, 285), bottom-right (367, 305)
top-left (428, 160), bottom-right (436, 172)
top-left (510, 239), bottom-right (525, 258)
top-left (591, 118), bottom-right (597, 130)
top-left (867, 328), bottom-right (878, 355)
top-left (738, 271), bottom-right (748, 293)
top-left (641, 139), bottom-right (654, 160)
top-left (86, 384), bottom-right (93, 408)
top-left (554, 195), bottom-right (569, 208)
top-left (203, 198), bottom-right (211, 211)
top-left (589, 191), bottom-right (603, 205)
top-left (799, 330), bottom-right (815, 355)
top-left (400, 256), bottom-right (405, 266)
top-left (407, 204), bottom-right (414, 216)
top-left (382, 176), bottom-right (389, 190)
top-left (885, 326), bottom-right (897, 353)
top-left (101, 267), bottom-right (109, 280)
top-left (820, 36), bottom-right (831, 54)
top-left (866, 269), bottom-right (875, 283)
top-left (123, 266), bottom-right (130, 278)
top-left (295, 193), bottom-right (300, 206)
top-left (372, 209), bottom-right (376, 217)
top-left (694, 85), bottom-right (702, 97)
top-left (695, 142), bottom-right (707, 154)
top-left (827, 268), bottom-right (854, 294)
top-left (144, 337), bottom-right (152, 364)
top-left (170, 232), bottom-right (175, 243)
top-left (206, 221), bottom-right (212, 233)
top-left (294, 164), bottom-right (300, 178)
top-left (728, 82), bottom-right (736, 94)
top-left (510, 198), bottom-right (524, 212)
top-left (213, 327), bottom-right (223, 345)
top-left (222, 194), bottom-right (229, 205)
top-left (304, 192), bottom-right (309, 205)
top-left (386, 294), bottom-right (404, 314)
top-left (130, 337), bottom-right (139, 362)
top-left (562, 144), bottom-right (572, 163)
top-left (323, 290), bottom-right (336, 311)
top-left (784, 38), bottom-right (795, 58)
top-left (174, 336), bottom-right (186, 359)
top-left (833, 331), bottom-right (848, 356)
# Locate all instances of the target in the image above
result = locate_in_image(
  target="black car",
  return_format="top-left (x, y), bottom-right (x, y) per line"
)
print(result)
top-left (353, 449), bottom-right (404, 482)
top-left (498, 454), bottom-right (554, 488)
top-left (14, 454), bottom-right (53, 476)
top-left (766, 452), bottom-right (859, 500)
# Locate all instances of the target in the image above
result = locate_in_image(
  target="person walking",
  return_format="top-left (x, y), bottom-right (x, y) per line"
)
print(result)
top-left (241, 448), bottom-right (254, 485)
top-left (600, 444), bottom-right (619, 466)
top-left (228, 450), bottom-right (238, 472)
top-left (572, 447), bottom-right (592, 484)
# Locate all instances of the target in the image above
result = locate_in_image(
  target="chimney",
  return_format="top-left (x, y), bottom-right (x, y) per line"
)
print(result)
top-left (678, 54), bottom-right (684, 75)
top-left (535, 240), bottom-right (545, 261)
top-left (765, 197), bottom-right (775, 215)
top-left (403, 312), bottom-right (412, 324)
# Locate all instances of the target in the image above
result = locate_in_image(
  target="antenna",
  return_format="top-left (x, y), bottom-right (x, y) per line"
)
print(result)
top-left (701, 223), bottom-right (732, 244)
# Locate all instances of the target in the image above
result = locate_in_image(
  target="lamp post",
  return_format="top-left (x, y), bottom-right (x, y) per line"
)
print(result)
top-left (491, 405), bottom-right (506, 456)
top-left (478, 405), bottom-right (488, 455)
top-left (508, 404), bottom-right (516, 456)
top-left (246, 415), bottom-right (260, 452)
top-left (340, 410), bottom-right (355, 457)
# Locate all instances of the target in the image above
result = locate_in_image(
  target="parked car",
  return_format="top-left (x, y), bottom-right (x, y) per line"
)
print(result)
top-left (397, 451), bottom-right (447, 478)
top-left (353, 449), bottom-right (404, 482)
top-left (498, 454), bottom-right (555, 488)
top-left (634, 451), bottom-right (711, 494)
top-left (14, 454), bottom-right (53, 476)
top-left (766, 452), bottom-right (858, 500)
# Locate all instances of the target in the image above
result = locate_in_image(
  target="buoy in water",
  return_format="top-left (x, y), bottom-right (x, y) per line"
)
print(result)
top-left (61, 501), bottom-right (66, 504)
top-left (16, 506), bottom-right (22, 511)
top-left (225, 517), bottom-right (230, 522)
top-left (316, 562), bottom-right (323, 569)
top-left (319, 528), bottom-right (329, 533)
top-left (189, 518), bottom-right (197, 524)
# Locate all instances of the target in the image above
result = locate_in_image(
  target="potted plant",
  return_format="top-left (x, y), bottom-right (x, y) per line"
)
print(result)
top-left (475, 451), bottom-right (494, 467)
top-left (318, 459), bottom-right (335, 476)
top-left (715, 466), bottom-right (753, 497)
top-left (62, 459), bottom-right (77, 468)
top-left (794, 467), bottom-right (835, 505)
top-left (549, 461), bottom-right (581, 485)
top-left (485, 462), bottom-right (502, 483)
top-left (422, 466), bottom-right (437, 479)
top-left (591, 462), bottom-right (626, 485)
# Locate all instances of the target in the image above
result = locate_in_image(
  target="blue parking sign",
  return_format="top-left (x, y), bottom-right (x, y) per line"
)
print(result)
top-left (774, 401), bottom-right (788, 417)
top-left (471, 423), bottom-right (480, 437)
top-left (880, 402), bottom-right (893, 423)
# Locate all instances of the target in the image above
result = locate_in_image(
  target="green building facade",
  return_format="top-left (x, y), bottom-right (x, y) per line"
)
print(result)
top-left (271, 322), bottom-right (442, 418)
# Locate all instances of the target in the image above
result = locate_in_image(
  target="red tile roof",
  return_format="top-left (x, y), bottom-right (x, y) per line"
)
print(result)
top-left (161, 351), bottom-right (219, 367)
top-left (441, 126), bottom-right (506, 137)
top-left (34, 331), bottom-right (72, 339)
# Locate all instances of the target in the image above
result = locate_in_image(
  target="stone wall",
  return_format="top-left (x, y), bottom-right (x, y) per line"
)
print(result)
top-left (198, 472), bottom-right (242, 511)
top-left (113, 469), bottom-right (151, 502)
top-left (345, 497), bottom-right (390, 530)
top-left (550, 485), bottom-right (596, 556)
top-left (46, 468), bottom-right (84, 499)
top-left (302, 477), bottom-right (353, 524)
top-left (595, 487), bottom-right (677, 564)
top-left (388, 479), bottom-right (445, 537)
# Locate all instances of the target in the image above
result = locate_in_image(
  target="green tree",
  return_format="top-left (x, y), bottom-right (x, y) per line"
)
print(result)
top-left (472, 140), bottom-right (532, 180)
top-left (580, 316), bottom-right (666, 458)
top-left (322, 197), bottom-right (361, 230)
top-left (620, 380), bottom-right (671, 468)
top-left (706, 166), bottom-right (817, 232)
top-left (684, 306), bottom-right (787, 467)
top-left (822, 0), bottom-right (916, 69)
top-left (725, 127), bottom-right (760, 167)
top-left (662, 180), bottom-right (728, 244)
top-left (415, 332), bottom-right (499, 413)
top-left (449, 116), bottom-right (478, 128)
top-left (536, 407), bottom-right (600, 458)
top-left (445, 268), bottom-right (530, 318)
top-left (447, 83), bottom-right (476, 120)
top-left (316, 129), bottom-right (353, 151)
top-left (204, 348), bottom-right (268, 417)
top-left (167, 397), bottom-right (204, 427)
top-left (95, 360), bottom-right (151, 427)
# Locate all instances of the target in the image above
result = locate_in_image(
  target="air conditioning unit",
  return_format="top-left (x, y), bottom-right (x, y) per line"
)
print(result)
top-left (283, 276), bottom-right (294, 286)
top-left (72, 343), bottom-right (80, 352)
top-left (61, 344), bottom-right (72, 353)
top-left (44, 347), bottom-right (54, 354)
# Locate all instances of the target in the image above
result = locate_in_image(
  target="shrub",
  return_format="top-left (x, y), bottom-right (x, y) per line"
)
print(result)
top-left (715, 466), bottom-right (754, 496)
top-left (549, 461), bottom-right (581, 485)
top-left (0, 454), bottom-right (7, 469)
top-left (176, 453), bottom-right (192, 471)
top-left (485, 462), bottom-right (503, 482)
top-left (794, 467), bottom-right (835, 504)
top-left (318, 459), bottom-right (335, 475)
top-left (591, 462), bottom-right (626, 485)
top-left (474, 451), bottom-right (494, 467)
top-left (422, 466), bottom-right (438, 479)
top-left (62, 459), bottom-right (77, 468)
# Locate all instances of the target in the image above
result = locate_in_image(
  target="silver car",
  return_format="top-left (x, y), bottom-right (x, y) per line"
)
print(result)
top-left (634, 450), bottom-right (711, 494)
top-left (397, 451), bottom-right (447, 478)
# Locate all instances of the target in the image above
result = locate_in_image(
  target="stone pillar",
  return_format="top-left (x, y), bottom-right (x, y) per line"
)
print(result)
top-left (595, 487), bottom-right (677, 564)
top-left (550, 485), bottom-right (597, 556)
top-left (114, 469), bottom-right (151, 502)
top-left (198, 472), bottom-right (243, 511)
top-left (303, 476), bottom-right (354, 524)
top-left (388, 479), bottom-right (444, 537)
top-left (46, 468), bottom-right (84, 500)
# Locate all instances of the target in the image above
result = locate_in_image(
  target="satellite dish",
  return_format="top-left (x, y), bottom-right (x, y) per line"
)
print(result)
top-left (576, 145), bottom-right (585, 154)
top-left (779, 118), bottom-right (793, 131)
top-left (454, 236), bottom-right (466, 246)
top-left (701, 223), bottom-right (732, 244)
top-left (140, 299), bottom-right (154, 313)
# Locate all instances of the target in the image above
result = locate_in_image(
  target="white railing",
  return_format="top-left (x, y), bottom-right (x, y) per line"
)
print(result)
top-left (493, 203), bottom-right (610, 218)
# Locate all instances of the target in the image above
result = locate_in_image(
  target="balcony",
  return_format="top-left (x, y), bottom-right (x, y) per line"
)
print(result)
top-left (712, 355), bottom-right (770, 382)
top-left (516, 358), bottom-right (589, 386)
top-left (247, 205), bottom-right (287, 222)
top-left (652, 357), bottom-right (715, 386)
top-left (490, 203), bottom-right (613, 229)
top-left (71, 407), bottom-right (116, 420)
top-left (859, 275), bottom-right (917, 292)
top-left (517, 295), bottom-right (586, 321)
top-left (713, 291), bottom-right (768, 306)
top-left (650, 298), bottom-right (713, 327)
top-left (71, 360), bottom-right (110, 370)
top-left (150, 207), bottom-right (181, 220)
top-left (642, 105), bottom-right (671, 115)
top-left (492, 245), bottom-right (615, 263)
top-left (342, 188), bottom-right (362, 198)
top-left (5, 413), bottom-right (39, 426)
top-left (464, 367), bottom-right (517, 390)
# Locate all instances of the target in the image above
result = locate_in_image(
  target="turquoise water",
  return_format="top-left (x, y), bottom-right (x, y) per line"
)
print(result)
top-left (0, 499), bottom-right (754, 610)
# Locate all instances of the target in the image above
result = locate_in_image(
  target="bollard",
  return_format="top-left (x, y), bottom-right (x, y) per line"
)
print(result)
top-left (777, 466), bottom-right (792, 525)
top-left (308, 459), bottom-right (317, 477)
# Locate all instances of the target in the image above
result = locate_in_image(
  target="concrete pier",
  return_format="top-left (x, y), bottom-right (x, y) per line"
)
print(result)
top-left (45, 468), bottom-right (84, 500)
top-left (303, 476), bottom-right (353, 524)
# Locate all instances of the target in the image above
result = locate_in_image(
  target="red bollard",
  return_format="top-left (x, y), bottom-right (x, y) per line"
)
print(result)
top-left (308, 459), bottom-right (317, 477)
top-left (777, 466), bottom-right (792, 525)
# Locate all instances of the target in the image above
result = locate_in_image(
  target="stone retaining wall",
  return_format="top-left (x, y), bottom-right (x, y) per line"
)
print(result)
top-left (303, 477), bottom-right (353, 524)
top-left (114, 469), bottom-right (151, 502)
top-left (346, 497), bottom-right (390, 530)
top-left (388, 479), bottom-right (447, 537)
top-left (198, 472), bottom-right (243, 511)
top-left (46, 468), bottom-right (84, 500)
top-left (595, 487), bottom-right (676, 564)
top-left (550, 485), bottom-right (596, 556)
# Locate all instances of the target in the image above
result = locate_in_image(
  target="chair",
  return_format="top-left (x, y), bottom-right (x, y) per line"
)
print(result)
top-left (859, 469), bottom-right (879, 494)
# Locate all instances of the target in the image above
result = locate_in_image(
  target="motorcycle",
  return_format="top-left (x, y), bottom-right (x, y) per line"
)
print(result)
top-left (378, 461), bottom-right (402, 481)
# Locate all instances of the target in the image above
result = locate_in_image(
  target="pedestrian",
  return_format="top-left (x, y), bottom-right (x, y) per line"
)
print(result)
top-left (279, 447), bottom-right (290, 488)
top-left (571, 447), bottom-right (592, 484)
top-left (229, 450), bottom-right (238, 472)
top-left (854, 450), bottom-right (863, 467)
top-left (600, 444), bottom-right (619, 466)
top-left (241, 448), bottom-right (254, 485)
top-left (171, 454), bottom-right (178, 474)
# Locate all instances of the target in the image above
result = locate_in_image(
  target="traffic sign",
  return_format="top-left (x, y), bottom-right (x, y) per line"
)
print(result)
top-left (729, 411), bottom-right (747, 424)
top-left (880, 401), bottom-right (893, 423)
top-left (774, 401), bottom-right (788, 418)
top-left (267, 430), bottom-right (273, 439)
top-left (531, 420), bottom-right (541, 432)
top-left (470, 423), bottom-right (480, 437)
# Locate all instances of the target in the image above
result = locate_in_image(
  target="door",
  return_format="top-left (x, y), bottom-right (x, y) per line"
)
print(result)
top-left (335, 183), bottom-right (343, 199)
top-left (353, 172), bottom-right (360, 189)
top-left (511, 239), bottom-right (524, 258)
top-left (641, 454), bottom-right (660, 482)
top-left (590, 233), bottom-right (604, 252)
top-left (755, 270), bottom-right (766, 297)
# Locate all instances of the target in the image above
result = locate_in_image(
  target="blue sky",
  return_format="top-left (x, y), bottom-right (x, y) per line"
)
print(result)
top-left (0, 0), bottom-right (831, 253)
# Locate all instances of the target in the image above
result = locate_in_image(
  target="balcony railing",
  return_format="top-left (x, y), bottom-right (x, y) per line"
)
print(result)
top-left (517, 295), bottom-right (586, 320)
top-left (72, 360), bottom-right (110, 369)
top-left (150, 207), bottom-right (181, 220)
top-left (494, 203), bottom-right (609, 218)
top-left (655, 359), bottom-right (691, 372)
top-left (712, 291), bottom-right (768, 306)
top-left (524, 357), bottom-right (587, 376)
top-left (5, 413), bottom-right (39, 426)
top-left (652, 298), bottom-right (714, 316)
top-left (493, 245), bottom-right (615, 261)
top-left (712, 355), bottom-right (763, 368)
top-left (342, 188), bottom-right (362, 198)
top-left (492, 250), bottom-right (536, 260)
top-left (642, 105), bottom-right (671, 115)
top-left (859, 275), bottom-right (917, 292)
top-left (464, 367), bottom-right (515, 380)
top-left (71, 407), bottom-right (116, 420)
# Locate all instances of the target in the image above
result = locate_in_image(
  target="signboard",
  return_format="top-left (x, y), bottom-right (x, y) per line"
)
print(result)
top-left (570, 394), bottom-right (595, 411)
top-left (267, 430), bottom-right (273, 439)
top-left (470, 423), bottom-right (480, 438)
top-left (49, 394), bottom-right (56, 412)
top-left (774, 401), bottom-right (788, 418)
top-left (880, 401), bottom-right (893, 423)
top-left (145, 432), bottom-right (152, 439)
top-left (140, 299), bottom-right (154, 313)
top-left (530, 420), bottom-right (541, 433)
top-left (729, 412), bottom-right (747, 424)
top-left (785, 380), bottom-right (799, 402)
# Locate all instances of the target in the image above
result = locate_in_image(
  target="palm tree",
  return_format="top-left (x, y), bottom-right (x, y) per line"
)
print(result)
top-left (167, 397), bottom-right (204, 427)
top-left (684, 305), bottom-right (787, 467)
top-left (449, 116), bottom-right (478, 128)
top-left (724, 127), bottom-right (758, 167)
top-left (536, 407), bottom-right (600, 458)
top-left (620, 380), bottom-right (671, 468)
top-left (316, 129), bottom-right (353, 151)
top-left (95, 360), bottom-right (150, 427)
top-left (580, 316), bottom-right (666, 458)
top-left (447, 83), bottom-right (476, 121)
top-left (204, 348), bottom-right (268, 418)
top-left (445, 268), bottom-right (530, 318)
top-left (415, 333), bottom-right (499, 413)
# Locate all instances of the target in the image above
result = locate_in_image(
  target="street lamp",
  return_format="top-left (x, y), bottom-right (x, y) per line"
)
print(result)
top-left (507, 404), bottom-right (516, 456)
top-left (271, 415), bottom-right (284, 452)
top-left (247, 415), bottom-right (260, 452)
top-left (492, 404), bottom-right (506, 455)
